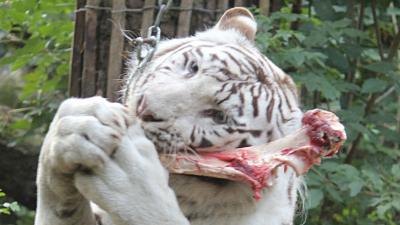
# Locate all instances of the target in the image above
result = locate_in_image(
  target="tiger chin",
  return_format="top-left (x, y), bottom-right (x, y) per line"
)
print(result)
top-left (35, 7), bottom-right (304, 225)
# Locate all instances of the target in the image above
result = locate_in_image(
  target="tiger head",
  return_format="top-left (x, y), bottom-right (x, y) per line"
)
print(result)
top-left (125, 7), bottom-right (303, 155)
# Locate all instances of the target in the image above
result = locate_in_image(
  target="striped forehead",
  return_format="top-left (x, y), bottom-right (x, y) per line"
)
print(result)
top-left (155, 40), bottom-right (253, 60)
top-left (152, 40), bottom-right (270, 80)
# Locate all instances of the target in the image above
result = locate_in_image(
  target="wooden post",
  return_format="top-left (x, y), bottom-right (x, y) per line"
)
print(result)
top-left (234, 0), bottom-right (244, 6)
top-left (107, 0), bottom-right (126, 102)
top-left (70, 0), bottom-right (239, 101)
top-left (217, 0), bottom-right (229, 19)
top-left (141, 0), bottom-right (156, 36)
top-left (69, 0), bottom-right (86, 97)
top-left (271, 0), bottom-right (283, 12)
top-left (259, 0), bottom-right (270, 16)
top-left (206, 0), bottom-right (217, 16)
top-left (206, 0), bottom-right (217, 25)
top-left (177, 0), bottom-right (194, 37)
top-left (81, 0), bottom-right (100, 97)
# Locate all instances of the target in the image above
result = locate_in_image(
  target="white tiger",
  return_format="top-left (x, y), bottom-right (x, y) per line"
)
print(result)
top-left (35, 7), bottom-right (303, 225)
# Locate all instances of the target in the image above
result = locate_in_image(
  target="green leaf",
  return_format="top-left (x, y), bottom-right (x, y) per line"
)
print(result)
top-left (387, 7), bottom-right (400, 16)
top-left (11, 54), bottom-right (33, 71)
top-left (338, 164), bottom-right (360, 177)
top-left (10, 119), bottom-right (31, 130)
top-left (297, 72), bottom-right (340, 100)
top-left (275, 30), bottom-right (293, 42)
top-left (342, 28), bottom-right (366, 39)
top-left (313, 0), bottom-right (336, 20)
top-left (8, 202), bottom-right (20, 212)
top-left (338, 108), bottom-right (363, 123)
top-left (326, 186), bottom-right (343, 202)
top-left (363, 62), bottom-right (396, 74)
top-left (304, 173), bottom-right (322, 186)
top-left (0, 54), bottom-right (19, 67)
top-left (391, 164), bottom-right (400, 179)
top-left (361, 78), bottom-right (387, 93)
top-left (379, 127), bottom-right (400, 144)
top-left (362, 169), bottom-right (384, 191)
top-left (342, 44), bottom-right (363, 58)
top-left (0, 208), bottom-right (10, 215)
top-left (270, 12), bottom-right (307, 22)
top-left (377, 203), bottom-right (391, 219)
top-left (278, 47), bottom-right (306, 67)
top-left (362, 49), bottom-right (381, 61)
top-left (348, 180), bottom-right (363, 197)
top-left (304, 30), bottom-right (328, 47)
top-left (308, 189), bottom-right (324, 209)
top-left (325, 47), bottom-right (349, 72)
top-left (392, 198), bottom-right (400, 210)
top-left (370, 197), bottom-right (385, 207)
top-left (320, 161), bottom-right (341, 172)
top-left (331, 19), bottom-right (352, 28)
top-left (368, 112), bottom-right (397, 124)
top-left (335, 81), bottom-right (360, 92)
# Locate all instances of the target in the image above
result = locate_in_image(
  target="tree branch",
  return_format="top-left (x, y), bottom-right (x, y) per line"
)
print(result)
top-left (371, 0), bottom-right (384, 59)
top-left (344, 0), bottom-right (400, 164)
top-left (345, 93), bottom-right (379, 163)
top-left (357, 0), bottom-right (365, 30)
top-left (342, 0), bottom-right (365, 109)
top-left (388, 26), bottom-right (400, 60)
top-left (271, 0), bottom-right (283, 13)
top-left (346, 0), bottom-right (355, 23)
top-left (313, 90), bottom-right (320, 108)
top-left (290, 0), bottom-right (302, 30)
top-left (375, 86), bottom-right (395, 104)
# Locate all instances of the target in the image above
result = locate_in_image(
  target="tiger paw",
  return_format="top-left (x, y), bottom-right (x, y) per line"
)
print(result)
top-left (45, 97), bottom-right (133, 174)
top-left (72, 124), bottom-right (180, 223)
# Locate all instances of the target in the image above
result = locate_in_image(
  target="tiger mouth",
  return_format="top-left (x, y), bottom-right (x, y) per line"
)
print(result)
top-left (186, 145), bottom-right (228, 153)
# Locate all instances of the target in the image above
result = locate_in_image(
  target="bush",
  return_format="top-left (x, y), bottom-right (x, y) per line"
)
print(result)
top-left (254, 1), bottom-right (400, 224)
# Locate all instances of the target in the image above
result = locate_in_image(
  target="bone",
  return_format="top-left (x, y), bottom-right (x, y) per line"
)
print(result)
top-left (159, 109), bottom-right (346, 199)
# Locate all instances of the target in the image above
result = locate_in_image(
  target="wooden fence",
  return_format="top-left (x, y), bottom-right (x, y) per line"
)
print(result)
top-left (69, 0), bottom-right (274, 102)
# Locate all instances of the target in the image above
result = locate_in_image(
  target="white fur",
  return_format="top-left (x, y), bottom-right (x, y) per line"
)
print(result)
top-left (35, 96), bottom-right (300, 225)
top-left (35, 97), bottom-right (189, 225)
top-left (35, 8), bottom-right (303, 225)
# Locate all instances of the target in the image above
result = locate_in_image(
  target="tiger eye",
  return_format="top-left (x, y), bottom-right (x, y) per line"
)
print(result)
top-left (202, 109), bottom-right (227, 124)
top-left (188, 61), bottom-right (199, 74)
top-left (213, 111), bottom-right (227, 124)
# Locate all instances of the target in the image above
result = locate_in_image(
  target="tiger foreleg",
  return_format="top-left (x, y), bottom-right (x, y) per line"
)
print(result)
top-left (35, 97), bottom-right (128, 225)
top-left (75, 124), bottom-right (189, 225)
top-left (35, 97), bottom-right (188, 225)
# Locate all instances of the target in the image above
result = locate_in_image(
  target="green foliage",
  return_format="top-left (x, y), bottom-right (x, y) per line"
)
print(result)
top-left (0, 189), bottom-right (34, 225)
top-left (0, 0), bottom-right (74, 224)
top-left (255, 0), bottom-right (400, 224)
top-left (0, 0), bottom-right (74, 147)
top-left (0, 190), bottom-right (19, 215)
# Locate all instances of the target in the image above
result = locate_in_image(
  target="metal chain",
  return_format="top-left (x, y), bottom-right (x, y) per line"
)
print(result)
top-left (123, 0), bottom-right (172, 103)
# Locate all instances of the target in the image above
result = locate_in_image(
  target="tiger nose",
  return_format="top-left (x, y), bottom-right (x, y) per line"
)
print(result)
top-left (136, 96), bottom-right (165, 122)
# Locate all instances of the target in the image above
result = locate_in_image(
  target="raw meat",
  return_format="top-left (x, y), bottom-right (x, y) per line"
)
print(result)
top-left (159, 109), bottom-right (346, 199)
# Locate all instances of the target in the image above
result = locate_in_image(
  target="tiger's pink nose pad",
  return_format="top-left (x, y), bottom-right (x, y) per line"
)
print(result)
top-left (136, 96), bottom-right (165, 122)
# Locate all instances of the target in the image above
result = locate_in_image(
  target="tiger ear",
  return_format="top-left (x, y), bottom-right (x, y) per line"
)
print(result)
top-left (215, 7), bottom-right (257, 41)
